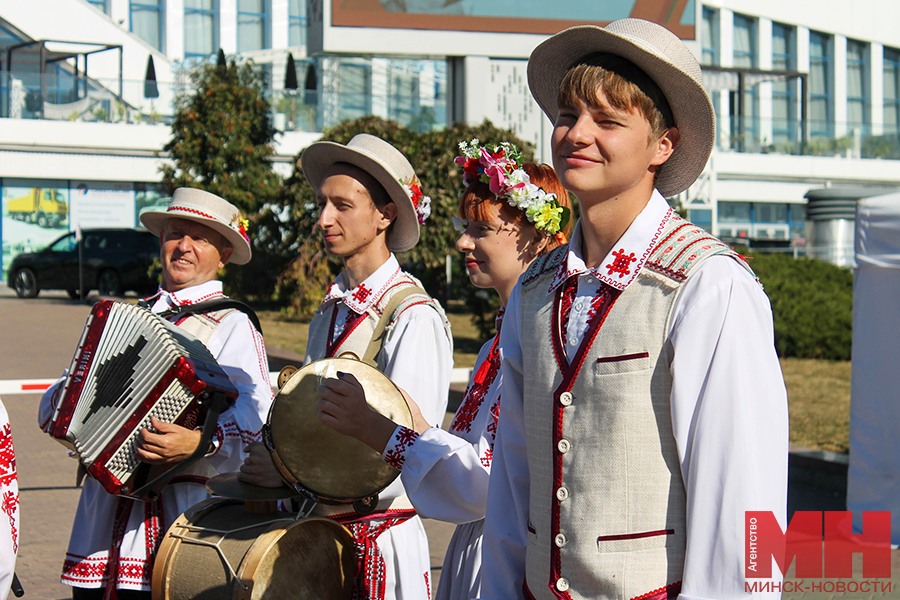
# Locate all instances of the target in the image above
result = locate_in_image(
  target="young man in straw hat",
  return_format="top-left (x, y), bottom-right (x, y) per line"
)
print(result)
top-left (39, 188), bottom-right (274, 599)
top-left (480, 19), bottom-right (788, 600)
top-left (240, 134), bottom-right (453, 600)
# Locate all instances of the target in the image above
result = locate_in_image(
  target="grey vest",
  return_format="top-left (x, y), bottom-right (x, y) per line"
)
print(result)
top-left (518, 215), bottom-right (755, 600)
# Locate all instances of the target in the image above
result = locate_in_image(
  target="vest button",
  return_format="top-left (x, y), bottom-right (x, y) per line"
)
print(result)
top-left (557, 439), bottom-right (571, 454)
top-left (559, 392), bottom-right (573, 406)
top-left (556, 486), bottom-right (569, 501)
top-left (556, 577), bottom-right (570, 592)
top-left (555, 533), bottom-right (568, 547)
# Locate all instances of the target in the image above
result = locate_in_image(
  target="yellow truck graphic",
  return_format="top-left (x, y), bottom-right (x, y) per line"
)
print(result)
top-left (7, 188), bottom-right (67, 228)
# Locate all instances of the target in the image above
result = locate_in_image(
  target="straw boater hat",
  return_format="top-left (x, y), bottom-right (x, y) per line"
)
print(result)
top-left (300, 134), bottom-right (426, 253)
top-left (140, 188), bottom-right (252, 265)
top-left (527, 18), bottom-right (715, 198)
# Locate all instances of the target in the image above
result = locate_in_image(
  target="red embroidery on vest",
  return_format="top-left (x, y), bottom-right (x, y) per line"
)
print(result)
top-left (606, 248), bottom-right (637, 278)
top-left (352, 283), bottom-right (373, 303)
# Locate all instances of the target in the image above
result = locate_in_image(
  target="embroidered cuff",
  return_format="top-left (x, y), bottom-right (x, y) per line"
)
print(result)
top-left (382, 425), bottom-right (419, 471)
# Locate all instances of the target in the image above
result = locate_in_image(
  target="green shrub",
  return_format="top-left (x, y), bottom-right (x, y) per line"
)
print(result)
top-left (747, 253), bottom-right (853, 360)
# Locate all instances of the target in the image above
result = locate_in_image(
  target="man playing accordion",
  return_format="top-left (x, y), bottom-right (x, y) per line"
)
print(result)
top-left (38, 188), bottom-right (274, 600)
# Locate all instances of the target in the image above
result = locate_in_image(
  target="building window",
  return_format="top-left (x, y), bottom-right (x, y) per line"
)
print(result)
top-left (885, 47), bottom-right (900, 133)
top-left (185, 0), bottom-right (217, 58)
top-left (701, 7), bottom-right (717, 65)
top-left (238, 0), bottom-right (268, 53)
top-left (289, 0), bottom-right (306, 47)
top-left (131, 0), bottom-right (163, 51)
top-left (339, 60), bottom-right (371, 120)
top-left (87, 0), bottom-right (109, 14)
top-left (847, 40), bottom-right (868, 134)
top-left (733, 14), bottom-right (758, 147)
top-left (810, 31), bottom-right (831, 137)
top-left (772, 23), bottom-right (796, 145)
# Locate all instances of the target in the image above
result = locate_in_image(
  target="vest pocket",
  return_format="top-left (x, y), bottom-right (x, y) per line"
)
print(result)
top-left (593, 351), bottom-right (651, 376)
top-left (597, 528), bottom-right (674, 553)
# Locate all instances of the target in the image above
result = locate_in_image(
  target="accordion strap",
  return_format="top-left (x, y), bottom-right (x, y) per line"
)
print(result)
top-left (151, 298), bottom-right (263, 335)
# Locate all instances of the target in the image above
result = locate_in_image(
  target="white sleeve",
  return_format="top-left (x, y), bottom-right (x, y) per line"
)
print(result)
top-left (0, 400), bottom-right (18, 600)
top-left (386, 337), bottom-right (496, 523)
top-left (203, 312), bottom-right (274, 471)
top-left (380, 304), bottom-right (453, 429)
top-left (479, 284), bottom-right (529, 600)
top-left (669, 256), bottom-right (789, 600)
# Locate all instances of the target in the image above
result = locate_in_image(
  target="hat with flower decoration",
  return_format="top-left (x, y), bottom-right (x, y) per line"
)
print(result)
top-left (300, 133), bottom-right (431, 253)
top-left (140, 187), bottom-right (252, 265)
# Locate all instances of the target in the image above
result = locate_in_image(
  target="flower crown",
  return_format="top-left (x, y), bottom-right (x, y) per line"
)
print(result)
top-left (400, 175), bottom-right (432, 225)
top-left (454, 138), bottom-right (570, 236)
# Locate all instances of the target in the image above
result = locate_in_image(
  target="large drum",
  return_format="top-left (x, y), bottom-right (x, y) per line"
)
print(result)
top-left (152, 498), bottom-right (356, 600)
top-left (264, 357), bottom-right (414, 510)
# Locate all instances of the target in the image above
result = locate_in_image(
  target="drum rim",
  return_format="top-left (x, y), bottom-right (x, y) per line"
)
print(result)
top-left (265, 357), bottom-right (413, 504)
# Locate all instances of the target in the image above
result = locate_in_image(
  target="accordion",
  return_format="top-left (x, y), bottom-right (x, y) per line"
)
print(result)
top-left (48, 300), bottom-right (238, 499)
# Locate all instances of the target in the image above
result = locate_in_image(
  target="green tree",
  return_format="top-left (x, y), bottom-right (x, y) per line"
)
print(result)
top-left (161, 59), bottom-right (282, 299)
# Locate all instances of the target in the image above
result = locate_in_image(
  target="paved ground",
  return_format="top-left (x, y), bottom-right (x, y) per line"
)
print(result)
top-left (1, 283), bottom-right (897, 599)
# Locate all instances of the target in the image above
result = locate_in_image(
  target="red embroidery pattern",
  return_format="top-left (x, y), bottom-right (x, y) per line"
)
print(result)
top-left (1, 491), bottom-right (18, 554)
top-left (425, 571), bottom-right (431, 599)
top-left (345, 517), bottom-right (410, 600)
top-left (606, 249), bottom-right (637, 278)
top-left (62, 556), bottom-right (152, 586)
top-left (104, 497), bottom-right (136, 596)
top-left (486, 397), bottom-right (501, 448)
top-left (479, 448), bottom-right (493, 467)
top-left (352, 283), bottom-right (373, 304)
top-left (383, 428), bottom-right (419, 470)
top-left (586, 286), bottom-right (613, 324)
top-left (558, 278), bottom-right (578, 348)
top-left (450, 313), bottom-right (503, 434)
top-left (0, 423), bottom-right (16, 488)
top-left (143, 498), bottom-right (164, 582)
top-left (0, 422), bottom-right (18, 554)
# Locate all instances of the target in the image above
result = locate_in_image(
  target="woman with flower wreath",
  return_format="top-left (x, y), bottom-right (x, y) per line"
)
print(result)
top-left (314, 138), bottom-right (571, 600)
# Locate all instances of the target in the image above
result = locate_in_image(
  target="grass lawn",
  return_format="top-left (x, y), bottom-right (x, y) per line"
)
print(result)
top-left (257, 311), bottom-right (851, 453)
top-left (780, 358), bottom-right (851, 453)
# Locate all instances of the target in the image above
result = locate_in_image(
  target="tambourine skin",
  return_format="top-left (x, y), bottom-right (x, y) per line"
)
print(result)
top-left (266, 358), bottom-right (414, 504)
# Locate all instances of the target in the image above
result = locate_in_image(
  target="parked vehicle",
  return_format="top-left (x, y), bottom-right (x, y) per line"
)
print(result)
top-left (7, 188), bottom-right (68, 228)
top-left (7, 228), bottom-right (160, 299)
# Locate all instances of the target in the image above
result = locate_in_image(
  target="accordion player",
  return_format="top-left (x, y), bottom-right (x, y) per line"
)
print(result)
top-left (47, 300), bottom-right (238, 499)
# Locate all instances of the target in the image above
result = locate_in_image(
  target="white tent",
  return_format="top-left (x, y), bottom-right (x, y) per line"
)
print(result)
top-left (847, 192), bottom-right (900, 544)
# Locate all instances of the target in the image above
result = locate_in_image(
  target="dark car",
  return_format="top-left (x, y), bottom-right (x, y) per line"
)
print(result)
top-left (7, 228), bottom-right (161, 299)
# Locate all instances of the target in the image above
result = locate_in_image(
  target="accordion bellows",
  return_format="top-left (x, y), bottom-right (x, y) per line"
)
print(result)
top-left (49, 300), bottom-right (238, 498)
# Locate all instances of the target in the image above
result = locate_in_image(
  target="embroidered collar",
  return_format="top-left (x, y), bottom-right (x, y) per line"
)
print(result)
top-left (322, 254), bottom-right (402, 314)
top-left (548, 191), bottom-right (672, 293)
top-left (148, 280), bottom-right (226, 311)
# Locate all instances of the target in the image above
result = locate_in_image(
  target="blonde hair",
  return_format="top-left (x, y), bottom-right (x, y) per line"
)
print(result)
top-left (558, 53), bottom-right (674, 141)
